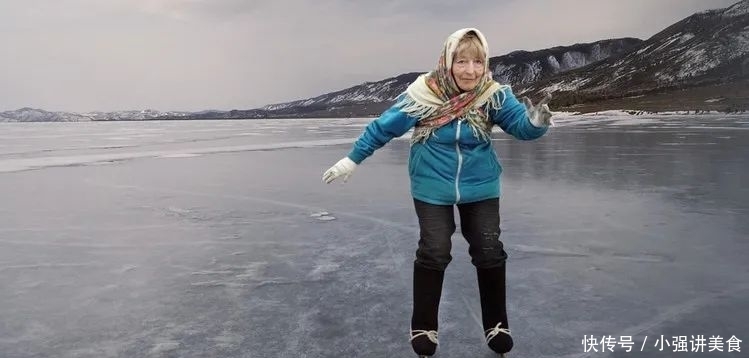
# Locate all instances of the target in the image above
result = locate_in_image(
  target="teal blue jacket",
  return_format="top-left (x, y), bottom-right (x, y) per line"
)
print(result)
top-left (347, 87), bottom-right (548, 205)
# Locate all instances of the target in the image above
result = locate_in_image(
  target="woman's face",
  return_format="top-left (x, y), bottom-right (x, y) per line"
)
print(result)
top-left (451, 50), bottom-right (485, 92)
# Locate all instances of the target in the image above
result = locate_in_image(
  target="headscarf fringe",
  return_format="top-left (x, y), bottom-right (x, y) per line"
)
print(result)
top-left (402, 87), bottom-right (506, 145)
top-left (394, 94), bottom-right (439, 120)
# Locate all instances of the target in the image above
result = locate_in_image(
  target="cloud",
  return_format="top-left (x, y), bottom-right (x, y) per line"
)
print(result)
top-left (129, 0), bottom-right (266, 20)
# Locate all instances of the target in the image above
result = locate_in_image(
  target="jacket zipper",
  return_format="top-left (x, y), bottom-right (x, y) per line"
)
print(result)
top-left (455, 119), bottom-right (463, 204)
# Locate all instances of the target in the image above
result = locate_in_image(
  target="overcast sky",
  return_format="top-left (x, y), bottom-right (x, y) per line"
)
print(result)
top-left (0, 0), bottom-right (740, 112)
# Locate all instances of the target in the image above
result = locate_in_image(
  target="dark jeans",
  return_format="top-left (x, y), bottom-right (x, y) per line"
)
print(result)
top-left (413, 197), bottom-right (508, 271)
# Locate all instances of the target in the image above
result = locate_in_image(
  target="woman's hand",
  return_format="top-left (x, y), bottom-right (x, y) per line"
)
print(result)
top-left (521, 93), bottom-right (554, 127)
top-left (323, 157), bottom-right (357, 183)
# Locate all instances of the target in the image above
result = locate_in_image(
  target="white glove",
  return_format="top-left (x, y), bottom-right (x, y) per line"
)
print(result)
top-left (521, 93), bottom-right (554, 127)
top-left (323, 157), bottom-right (357, 184)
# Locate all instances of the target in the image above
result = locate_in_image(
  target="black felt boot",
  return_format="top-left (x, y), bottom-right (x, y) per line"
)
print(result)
top-left (410, 264), bottom-right (445, 357)
top-left (477, 264), bottom-right (513, 355)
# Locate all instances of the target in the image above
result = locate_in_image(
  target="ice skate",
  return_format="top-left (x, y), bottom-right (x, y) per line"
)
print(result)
top-left (485, 322), bottom-right (513, 354)
top-left (410, 329), bottom-right (438, 357)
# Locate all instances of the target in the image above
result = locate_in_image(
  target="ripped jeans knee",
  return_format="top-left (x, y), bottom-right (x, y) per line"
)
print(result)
top-left (469, 230), bottom-right (507, 269)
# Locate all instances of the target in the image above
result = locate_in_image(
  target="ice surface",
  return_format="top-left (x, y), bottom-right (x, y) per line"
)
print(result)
top-left (0, 115), bottom-right (748, 357)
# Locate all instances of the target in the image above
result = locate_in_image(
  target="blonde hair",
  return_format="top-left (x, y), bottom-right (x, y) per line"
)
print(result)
top-left (454, 33), bottom-right (486, 61)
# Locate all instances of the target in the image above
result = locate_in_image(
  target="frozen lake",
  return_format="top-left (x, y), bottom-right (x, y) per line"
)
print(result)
top-left (1, 114), bottom-right (748, 358)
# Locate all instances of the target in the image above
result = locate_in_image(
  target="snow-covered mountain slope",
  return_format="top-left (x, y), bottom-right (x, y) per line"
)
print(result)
top-left (261, 72), bottom-right (422, 112)
top-left (522, 0), bottom-right (749, 99)
top-left (489, 38), bottom-right (642, 86)
top-left (0, 108), bottom-right (92, 122)
top-left (0, 108), bottom-right (191, 122)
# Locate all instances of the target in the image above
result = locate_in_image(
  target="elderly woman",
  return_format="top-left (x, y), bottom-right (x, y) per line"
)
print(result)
top-left (323, 28), bottom-right (553, 357)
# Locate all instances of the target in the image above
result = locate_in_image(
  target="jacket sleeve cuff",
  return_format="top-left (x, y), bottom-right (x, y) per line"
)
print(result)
top-left (346, 149), bottom-right (366, 165)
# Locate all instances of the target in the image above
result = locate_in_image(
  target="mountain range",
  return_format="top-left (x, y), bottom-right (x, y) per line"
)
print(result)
top-left (521, 0), bottom-right (749, 113)
top-left (2, 0), bottom-right (747, 122)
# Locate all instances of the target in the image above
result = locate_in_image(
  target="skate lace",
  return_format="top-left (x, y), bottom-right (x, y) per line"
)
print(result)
top-left (485, 322), bottom-right (511, 342)
top-left (410, 329), bottom-right (439, 345)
